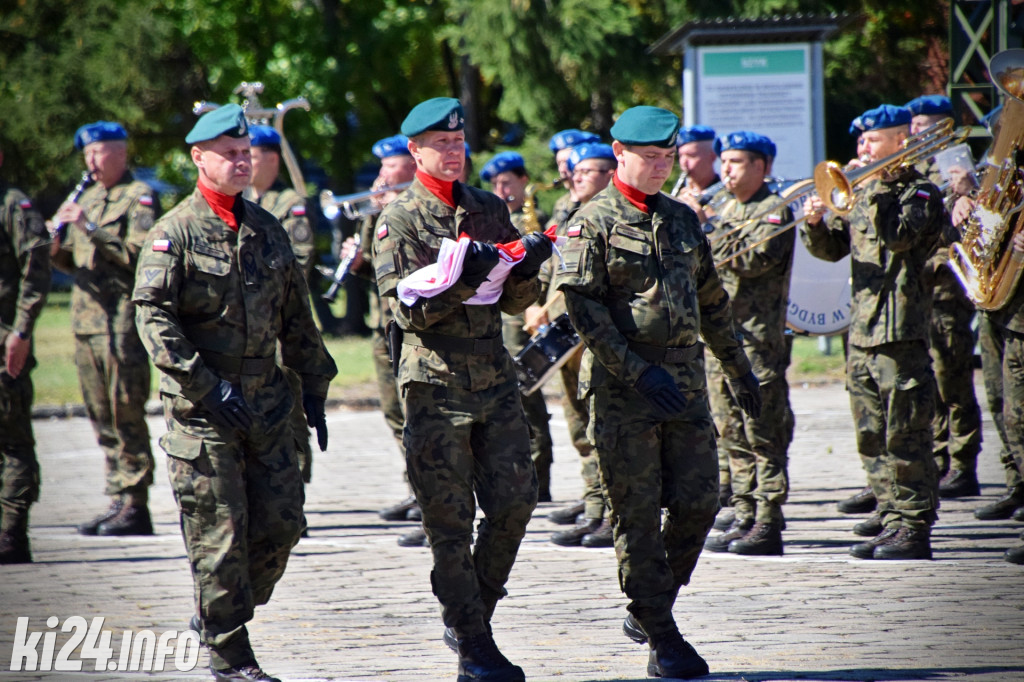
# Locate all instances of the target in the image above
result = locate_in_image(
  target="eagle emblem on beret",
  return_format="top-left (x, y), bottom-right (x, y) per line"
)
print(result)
top-left (448, 111), bottom-right (459, 129)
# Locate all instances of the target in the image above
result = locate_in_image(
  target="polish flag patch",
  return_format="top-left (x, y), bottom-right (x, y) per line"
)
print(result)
top-left (18, 198), bottom-right (32, 209)
top-left (567, 225), bottom-right (582, 237)
top-left (767, 214), bottom-right (782, 225)
top-left (152, 239), bottom-right (171, 252)
top-left (291, 204), bottom-right (306, 216)
top-left (139, 195), bottom-right (154, 206)
top-left (377, 223), bottom-right (389, 239)
top-left (915, 189), bottom-right (931, 200)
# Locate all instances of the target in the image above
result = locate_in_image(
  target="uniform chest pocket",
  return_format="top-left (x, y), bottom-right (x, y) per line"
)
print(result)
top-left (188, 250), bottom-right (232, 277)
top-left (607, 228), bottom-right (655, 290)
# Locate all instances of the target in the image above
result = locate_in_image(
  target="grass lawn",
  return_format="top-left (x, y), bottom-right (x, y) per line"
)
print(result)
top-left (29, 293), bottom-right (374, 407)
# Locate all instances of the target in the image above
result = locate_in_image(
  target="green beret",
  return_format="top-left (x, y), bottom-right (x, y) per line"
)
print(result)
top-left (400, 97), bottom-right (465, 137)
top-left (186, 103), bottom-right (249, 144)
top-left (610, 106), bottom-right (680, 148)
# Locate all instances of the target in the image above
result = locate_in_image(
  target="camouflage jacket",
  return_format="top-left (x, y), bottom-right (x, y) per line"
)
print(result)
top-left (132, 188), bottom-right (337, 409)
top-left (356, 212), bottom-right (392, 332)
top-left (709, 184), bottom-right (795, 382)
top-left (0, 181), bottom-right (50, 349)
top-left (53, 170), bottom-right (159, 335)
top-left (800, 168), bottom-right (943, 347)
top-left (248, 181), bottom-right (314, 276)
top-left (916, 158), bottom-right (970, 305)
top-left (547, 191), bottom-right (579, 231)
top-left (554, 182), bottom-right (751, 397)
top-left (372, 178), bottom-right (540, 392)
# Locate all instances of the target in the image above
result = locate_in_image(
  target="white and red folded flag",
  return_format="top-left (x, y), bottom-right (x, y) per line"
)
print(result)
top-left (397, 224), bottom-right (563, 306)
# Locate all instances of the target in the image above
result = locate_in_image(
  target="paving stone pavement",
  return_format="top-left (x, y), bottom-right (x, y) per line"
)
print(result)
top-left (1, 379), bottom-right (1023, 681)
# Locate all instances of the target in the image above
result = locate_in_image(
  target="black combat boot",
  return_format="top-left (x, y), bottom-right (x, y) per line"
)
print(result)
top-left (718, 481), bottom-right (732, 508)
top-left (873, 526), bottom-right (932, 560)
top-left (379, 495), bottom-right (419, 521)
top-left (728, 520), bottom-right (783, 556)
top-left (397, 525), bottom-right (429, 547)
top-left (1013, 506), bottom-right (1024, 523)
top-left (703, 517), bottom-right (753, 553)
top-left (548, 501), bottom-right (585, 525)
top-left (550, 518), bottom-right (601, 547)
top-left (849, 526), bottom-right (899, 559)
top-left (837, 487), bottom-right (876, 514)
top-left (938, 469), bottom-right (980, 498)
top-left (622, 614), bottom-right (648, 644)
top-left (712, 509), bottom-right (735, 531)
top-left (78, 498), bottom-right (123, 535)
top-left (581, 519), bottom-right (613, 548)
top-left (0, 529), bottom-right (32, 565)
top-left (853, 513), bottom-right (883, 537)
top-left (974, 492), bottom-right (1024, 520)
top-left (647, 629), bottom-right (709, 679)
top-left (1007, 544), bottom-right (1024, 565)
top-left (97, 503), bottom-right (153, 536)
top-left (210, 661), bottom-right (280, 682)
top-left (455, 631), bottom-right (525, 682)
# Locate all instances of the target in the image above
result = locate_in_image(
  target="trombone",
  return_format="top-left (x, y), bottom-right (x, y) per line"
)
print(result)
top-left (319, 182), bottom-right (412, 221)
top-left (712, 119), bottom-right (970, 268)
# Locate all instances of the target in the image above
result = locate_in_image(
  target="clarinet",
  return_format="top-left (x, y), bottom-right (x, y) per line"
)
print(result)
top-left (322, 234), bottom-right (361, 303)
top-left (50, 171), bottom-right (95, 242)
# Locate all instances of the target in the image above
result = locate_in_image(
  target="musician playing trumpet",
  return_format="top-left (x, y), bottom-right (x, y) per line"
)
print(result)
top-left (702, 131), bottom-right (795, 557)
top-left (802, 104), bottom-right (944, 560)
top-left (672, 125), bottom-right (722, 223)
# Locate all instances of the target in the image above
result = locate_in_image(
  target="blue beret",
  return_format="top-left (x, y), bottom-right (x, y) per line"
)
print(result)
top-left (858, 104), bottom-right (912, 131)
top-left (249, 125), bottom-right (281, 148)
top-left (480, 151), bottom-right (526, 183)
top-left (714, 131), bottom-right (776, 159)
top-left (186, 103), bottom-right (249, 144)
top-left (549, 129), bottom-right (601, 152)
top-left (848, 115), bottom-right (866, 136)
top-left (568, 143), bottom-right (616, 172)
top-left (74, 121), bottom-right (127, 150)
top-left (372, 135), bottom-right (411, 159)
top-left (610, 106), bottom-right (680, 147)
top-left (904, 95), bottom-right (952, 117)
top-left (676, 125), bottom-right (716, 146)
top-left (400, 97), bottom-right (464, 137)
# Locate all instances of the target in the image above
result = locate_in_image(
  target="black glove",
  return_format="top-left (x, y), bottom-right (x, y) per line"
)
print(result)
top-left (512, 232), bottom-right (554, 278)
top-left (634, 365), bottom-right (688, 420)
top-left (302, 393), bottom-right (328, 452)
top-left (201, 380), bottom-right (254, 432)
top-left (728, 370), bottom-right (762, 419)
top-left (460, 241), bottom-right (500, 288)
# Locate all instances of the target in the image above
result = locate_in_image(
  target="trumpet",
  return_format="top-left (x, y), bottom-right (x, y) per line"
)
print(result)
top-left (711, 120), bottom-right (970, 268)
top-left (320, 182), bottom-right (412, 221)
top-left (49, 171), bottom-right (95, 242)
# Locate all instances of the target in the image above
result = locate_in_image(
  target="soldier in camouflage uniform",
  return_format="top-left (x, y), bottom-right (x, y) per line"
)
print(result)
top-left (372, 98), bottom-right (551, 682)
top-left (246, 125), bottom-right (317, 486)
top-left (480, 151), bottom-right (554, 502)
top-left (532, 142), bottom-right (618, 548)
top-left (906, 96), bottom-right (984, 501)
top-left (672, 125), bottom-right (721, 206)
top-left (702, 132), bottom-right (794, 557)
top-left (0, 149), bottom-right (50, 565)
top-left (802, 104), bottom-right (943, 560)
top-left (555, 106), bottom-right (760, 679)
top-left (546, 129), bottom-right (601, 231)
top-left (133, 105), bottom-right (337, 682)
top-left (51, 122), bottom-right (158, 537)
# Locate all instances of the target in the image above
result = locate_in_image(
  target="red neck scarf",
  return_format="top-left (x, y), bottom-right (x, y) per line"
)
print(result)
top-left (613, 173), bottom-right (652, 214)
top-left (197, 175), bottom-right (241, 230)
top-left (416, 169), bottom-right (456, 208)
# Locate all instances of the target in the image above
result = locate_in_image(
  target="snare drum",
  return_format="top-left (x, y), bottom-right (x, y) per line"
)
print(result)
top-left (513, 313), bottom-right (583, 395)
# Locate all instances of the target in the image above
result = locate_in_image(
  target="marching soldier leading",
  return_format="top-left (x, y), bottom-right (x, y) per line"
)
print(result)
top-left (555, 106), bottom-right (759, 679)
top-left (51, 121), bottom-right (159, 537)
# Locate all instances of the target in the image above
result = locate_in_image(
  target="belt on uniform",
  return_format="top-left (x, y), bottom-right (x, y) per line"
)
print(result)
top-left (403, 331), bottom-right (504, 355)
top-left (199, 349), bottom-right (277, 375)
top-left (628, 340), bottom-right (703, 364)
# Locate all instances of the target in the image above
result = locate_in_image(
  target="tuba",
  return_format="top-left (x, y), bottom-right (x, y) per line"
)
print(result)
top-left (948, 49), bottom-right (1024, 311)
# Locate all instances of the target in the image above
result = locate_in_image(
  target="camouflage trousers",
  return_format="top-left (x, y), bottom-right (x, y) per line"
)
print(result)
top-left (74, 333), bottom-right (154, 496)
top-left (929, 299), bottom-right (982, 475)
top-left (978, 314), bottom-right (1023, 494)
top-left (503, 313), bottom-right (553, 496)
top-left (708, 370), bottom-right (792, 524)
top-left (159, 392), bottom-right (304, 670)
top-left (560, 350), bottom-right (605, 520)
top-left (402, 379), bottom-right (537, 637)
top-left (0, 365), bottom-right (39, 532)
top-left (372, 328), bottom-right (406, 451)
top-left (847, 342), bottom-right (939, 530)
top-left (987, 323), bottom-right (1024, 486)
top-left (589, 382), bottom-right (719, 641)
top-left (283, 366), bottom-right (313, 483)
